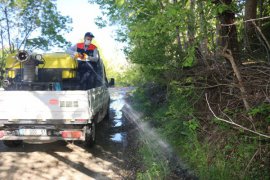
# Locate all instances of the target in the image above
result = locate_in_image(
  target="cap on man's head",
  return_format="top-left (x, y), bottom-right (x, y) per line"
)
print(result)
top-left (84, 32), bottom-right (94, 38)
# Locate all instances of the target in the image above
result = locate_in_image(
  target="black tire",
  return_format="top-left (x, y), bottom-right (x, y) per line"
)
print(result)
top-left (84, 122), bottom-right (96, 147)
top-left (3, 140), bottom-right (23, 148)
top-left (104, 99), bottom-right (110, 121)
top-left (58, 140), bottom-right (68, 146)
top-left (104, 105), bottom-right (110, 121)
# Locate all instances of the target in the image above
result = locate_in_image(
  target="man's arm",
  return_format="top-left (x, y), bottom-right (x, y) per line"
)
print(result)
top-left (88, 48), bottom-right (99, 62)
top-left (66, 44), bottom-right (77, 57)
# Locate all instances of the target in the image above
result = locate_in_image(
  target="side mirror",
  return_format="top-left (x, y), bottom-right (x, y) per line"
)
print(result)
top-left (108, 78), bottom-right (115, 87)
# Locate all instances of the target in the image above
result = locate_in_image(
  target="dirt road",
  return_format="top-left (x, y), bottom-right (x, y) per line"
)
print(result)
top-left (0, 87), bottom-right (135, 180)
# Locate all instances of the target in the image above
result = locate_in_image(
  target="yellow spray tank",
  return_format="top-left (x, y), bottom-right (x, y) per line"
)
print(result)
top-left (40, 52), bottom-right (78, 80)
top-left (5, 53), bottom-right (20, 79)
top-left (5, 52), bottom-right (78, 80)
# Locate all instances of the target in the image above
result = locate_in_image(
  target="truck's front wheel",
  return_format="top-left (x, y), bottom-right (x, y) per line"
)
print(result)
top-left (84, 122), bottom-right (96, 147)
top-left (3, 140), bottom-right (23, 148)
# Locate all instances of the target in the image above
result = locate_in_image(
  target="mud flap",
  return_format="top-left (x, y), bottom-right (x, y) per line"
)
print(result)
top-left (84, 122), bottom-right (96, 147)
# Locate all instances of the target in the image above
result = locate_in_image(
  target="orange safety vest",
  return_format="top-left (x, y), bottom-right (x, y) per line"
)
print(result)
top-left (76, 43), bottom-right (97, 56)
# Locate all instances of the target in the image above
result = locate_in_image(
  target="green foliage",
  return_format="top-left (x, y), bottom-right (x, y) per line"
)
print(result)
top-left (132, 87), bottom-right (155, 115)
top-left (115, 0), bottom-right (124, 7)
top-left (89, 0), bottom-right (217, 80)
top-left (183, 46), bottom-right (195, 67)
top-left (183, 118), bottom-right (199, 132)
top-left (106, 65), bottom-right (145, 87)
top-left (248, 103), bottom-right (270, 123)
top-left (211, 117), bottom-right (232, 131)
top-left (94, 16), bottom-right (107, 28)
top-left (137, 144), bottom-right (169, 180)
top-left (0, 0), bottom-right (72, 52)
top-left (214, 1), bottom-right (238, 15)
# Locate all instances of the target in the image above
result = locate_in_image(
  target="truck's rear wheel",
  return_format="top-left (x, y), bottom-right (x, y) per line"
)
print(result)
top-left (104, 105), bottom-right (110, 121)
top-left (3, 140), bottom-right (23, 148)
top-left (84, 122), bottom-right (96, 147)
top-left (104, 99), bottom-right (110, 121)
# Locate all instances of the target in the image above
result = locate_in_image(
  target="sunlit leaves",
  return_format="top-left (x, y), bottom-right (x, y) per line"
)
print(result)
top-left (89, 0), bottom-right (218, 82)
top-left (0, 0), bottom-right (72, 51)
top-left (115, 0), bottom-right (124, 7)
top-left (94, 16), bottom-right (107, 28)
top-left (182, 46), bottom-right (195, 67)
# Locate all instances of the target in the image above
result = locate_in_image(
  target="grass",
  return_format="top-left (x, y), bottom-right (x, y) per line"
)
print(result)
top-left (136, 140), bottom-right (170, 180)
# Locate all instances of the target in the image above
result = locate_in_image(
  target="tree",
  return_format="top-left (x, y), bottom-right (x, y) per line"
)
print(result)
top-left (0, 0), bottom-right (72, 53)
top-left (214, 0), bottom-right (240, 64)
top-left (90, 0), bottom-right (269, 75)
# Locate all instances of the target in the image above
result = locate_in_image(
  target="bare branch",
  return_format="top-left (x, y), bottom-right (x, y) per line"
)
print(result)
top-left (17, 25), bottom-right (33, 50)
top-left (205, 93), bottom-right (270, 139)
top-left (252, 20), bottom-right (270, 52)
top-left (221, 16), bottom-right (270, 26)
top-left (222, 48), bottom-right (251, 111)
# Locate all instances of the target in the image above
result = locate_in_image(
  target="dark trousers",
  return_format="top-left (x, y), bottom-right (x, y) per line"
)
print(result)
top-left (77, 61), bottom-right (97, 90)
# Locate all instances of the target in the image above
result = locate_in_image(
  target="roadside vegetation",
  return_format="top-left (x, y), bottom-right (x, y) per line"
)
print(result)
top-left (90, 0), bottom-right (270, 179)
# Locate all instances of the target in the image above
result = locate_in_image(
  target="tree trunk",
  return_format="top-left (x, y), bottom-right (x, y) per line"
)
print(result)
top-left (198, 0), bottom-right (210, 68)
top-left (187, 0), bottom-right (195, 47)
top-left (244, 0), bottom-right (257, 49)
top-left (0, 28), bottom-right (4, 58)
top-left (173, 0), bottom-right (183, 52)
top-left (4, 7), bottom-right (13, 53)
top-left (182, 32), bottom-right (188, 50)
top-left (245, 0), bottom-right (257, 22)
top-left (176, 26), bottom-right (183, 52)
top-left (215, 0), bottom-right (240, 65)
top-left (259, 0), bottom-right (263, 19)
top-left (0, 28), bottom-right (5, 81)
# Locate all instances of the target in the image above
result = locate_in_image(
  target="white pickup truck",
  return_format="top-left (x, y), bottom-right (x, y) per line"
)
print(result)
top-left (0, 51), bottom-right (112, 147)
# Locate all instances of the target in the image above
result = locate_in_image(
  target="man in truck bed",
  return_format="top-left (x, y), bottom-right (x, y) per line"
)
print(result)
top-left (66, 32), bottom-right (99, 90)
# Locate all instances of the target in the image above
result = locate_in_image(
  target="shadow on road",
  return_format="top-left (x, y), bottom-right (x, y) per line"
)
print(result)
top-left (0, 141), bottom-right (72, 153)
top-left (48, 151), bottom-right (109, 179)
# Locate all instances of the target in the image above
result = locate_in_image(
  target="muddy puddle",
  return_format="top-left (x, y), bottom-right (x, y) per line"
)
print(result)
top-left (107, 87), bottom-right (133, 144)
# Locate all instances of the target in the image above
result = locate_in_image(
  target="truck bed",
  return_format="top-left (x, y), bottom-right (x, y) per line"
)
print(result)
top-left (0, 90), bottom-right (89, 121)
top-left (0, 87), bottom-right (108, 124)
top-left (0, 87), bottom-right (109, 141)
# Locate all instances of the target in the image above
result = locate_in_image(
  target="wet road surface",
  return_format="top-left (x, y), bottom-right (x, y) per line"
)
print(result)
top-left (0, 87), bottom-right (134, 180)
